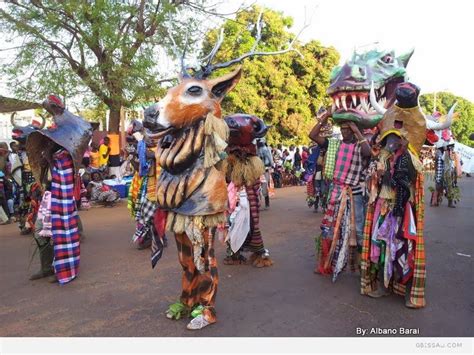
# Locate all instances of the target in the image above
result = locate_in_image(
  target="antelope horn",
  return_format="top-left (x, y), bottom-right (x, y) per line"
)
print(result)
top-left (369, 81), bottom-right (386, 115)
top-left (252, 116), bottom-right (268, 138)
top-left (10, 112), bottom-right (26, 129)
top-left (425, 102), bottom-right (457, 130)
top-left (38, 114), bottom-right (47, 129)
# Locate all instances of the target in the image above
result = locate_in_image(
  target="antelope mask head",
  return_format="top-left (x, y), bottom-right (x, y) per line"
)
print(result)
top-left (144, 67), bottom-right (242, 136)
top-left (144, 9), bottom-right (302, 139)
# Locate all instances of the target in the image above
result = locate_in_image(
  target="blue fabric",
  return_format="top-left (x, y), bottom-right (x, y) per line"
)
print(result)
top-left (137, 140), bottom-right (149, 177)
top-left (353, 193), bottom-right (367, 248)
top-left (305, 146), bottom-right (320, 173)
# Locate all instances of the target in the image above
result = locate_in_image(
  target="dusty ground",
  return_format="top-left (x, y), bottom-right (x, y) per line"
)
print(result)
top-left (0, 177), bottom-right (472, 337)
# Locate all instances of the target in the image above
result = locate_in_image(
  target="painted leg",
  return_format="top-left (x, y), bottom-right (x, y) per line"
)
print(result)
top-left (174, 232), bottom-right (201, 311)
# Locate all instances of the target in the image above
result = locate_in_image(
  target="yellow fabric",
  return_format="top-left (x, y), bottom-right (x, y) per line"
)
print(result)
top-left (89, 150), bottom-right (100, 168)
top-left (98, 144), bottom-right (109, 166)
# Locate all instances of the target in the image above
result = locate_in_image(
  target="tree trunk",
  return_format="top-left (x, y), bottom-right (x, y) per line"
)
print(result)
top-left (108, 106), bottom-right (121, 133)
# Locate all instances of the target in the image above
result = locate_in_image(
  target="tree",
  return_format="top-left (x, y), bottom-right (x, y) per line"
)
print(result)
top-left (200, 6), bottom-right (340, 145)
top-left (420, 92), bottom-right (474, 147)
top-left (0, 0), bottom-right (223, 132)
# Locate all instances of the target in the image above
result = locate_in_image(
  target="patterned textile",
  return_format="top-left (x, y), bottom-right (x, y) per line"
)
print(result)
top-left (134, 176), bottom-right (149, 223)
top-left (37, 191), bottom-right (52, 237)
top-left (25, 182), bottom-right (42, 230)
top-left (146, 174), bottom-right (157, 202)
top-left (137, 140), bottom-right (149, 177)
top-left (393, 173), bottom-right (426, 307)
top-left (333, 142), bottom-right (363, 187)
top-left (151, 209), bottom-right (167, 268)
top-left (243, 181), bottom-right (265, 254)
top-left (127, 172), bottom-right (142, 217)
top-left (50, 150), bottom-right (80, 284)
top-left (175, 229), bottom-right (218, 324)
top-left (133, 198), bottom-right (158, 243)
top-left (391, 152), bottom-right (413, 216)
top-left (306, 174), bottom-right (315, 205)
top-left (316, 185), bottom-right (357, 279)
top-left (361, 164), bottom-right (426, 308)
top-left (323, 138), bottom-right (340, 180)
top-left (435, 151), bottom-right (444, 185)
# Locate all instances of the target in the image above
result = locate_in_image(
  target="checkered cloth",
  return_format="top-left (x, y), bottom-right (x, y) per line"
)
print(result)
top-left (50, 150), bottom-right (80, 284)
top-left (133, 198), bottom-right (158, 242)
top-left (333, 142), bottom-right (363, 187)
top-left (323, 138), bottom-right (340, 180)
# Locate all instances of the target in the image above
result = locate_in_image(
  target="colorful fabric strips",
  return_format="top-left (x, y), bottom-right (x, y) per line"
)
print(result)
top-left (50, 150), bottom-right (80, 284)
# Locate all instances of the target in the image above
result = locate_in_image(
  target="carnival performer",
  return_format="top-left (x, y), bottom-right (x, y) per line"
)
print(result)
top-left (26, 95), bottom-right (92, 284)
top-left (223, 114), bottom-right (273, 268)
top-left (360, 82), bottom-right (431, 308)
top-left (16, 137), bottom-right (36, 234)
top-left (309, 108), bottom-right (371, 279)
top-left (426, 109), bottom-right (460, 208)
top-left (142, 13), bottom-right (299, 329)
top-left (257, 138), bottom-right (274, 209)
top-left (126, 119), bottom-right (167, 250)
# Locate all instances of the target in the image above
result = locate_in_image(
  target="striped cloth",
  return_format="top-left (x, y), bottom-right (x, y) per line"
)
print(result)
top-left (151, 209), bottom-right (167, 268)
top-left (243, 181), bottom-right (265, 254)
top-left (50, 150), bottom-right (80, 284)
top-left (392, 173), bottom-right (426, 307)
top-left (323, 138), bottom-right (340, 180)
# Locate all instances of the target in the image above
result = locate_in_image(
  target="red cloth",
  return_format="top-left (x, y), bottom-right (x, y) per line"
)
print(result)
top-left (302, 151), bottom-right (309, 166)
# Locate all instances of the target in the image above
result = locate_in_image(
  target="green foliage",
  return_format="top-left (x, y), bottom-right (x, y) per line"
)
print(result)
top-left (202, 6), bottom-right (340, 145)
top-left (420, 92), bottom-right (474, 147)
top-left (78, 102), bottom-right (108, 128)
top-left (0, 0), bottom-right (213, 132)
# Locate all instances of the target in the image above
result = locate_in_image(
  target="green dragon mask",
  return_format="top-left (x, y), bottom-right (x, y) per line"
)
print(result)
top-left (327, 48), bottom-right (414, 128)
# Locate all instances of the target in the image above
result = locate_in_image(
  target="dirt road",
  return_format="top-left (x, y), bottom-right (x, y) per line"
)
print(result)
top-left (1, 178), bottom-right (472, 336)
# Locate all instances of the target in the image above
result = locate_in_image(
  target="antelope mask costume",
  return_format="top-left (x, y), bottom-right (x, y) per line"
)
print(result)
top-left (145, 68), bottom-right (240, 330)
top-left (144, 14), bottom-right (300, 330)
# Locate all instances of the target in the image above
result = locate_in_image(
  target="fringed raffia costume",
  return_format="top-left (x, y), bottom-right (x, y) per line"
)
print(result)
top-left (222, 114), bottom-right (273, 267)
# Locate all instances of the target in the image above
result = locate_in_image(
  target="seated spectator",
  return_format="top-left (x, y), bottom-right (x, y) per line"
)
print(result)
top-left (87, 172), bottom-right (120, 207)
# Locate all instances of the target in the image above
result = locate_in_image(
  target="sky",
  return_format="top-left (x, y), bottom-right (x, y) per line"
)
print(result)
top-left (228, 0), bottom-right (474, 101)
top-left (0, 0), bottom-right (472, 103)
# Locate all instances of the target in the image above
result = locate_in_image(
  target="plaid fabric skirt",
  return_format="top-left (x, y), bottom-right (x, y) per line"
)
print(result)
top-left (50, 150), bottom-right (80, 284)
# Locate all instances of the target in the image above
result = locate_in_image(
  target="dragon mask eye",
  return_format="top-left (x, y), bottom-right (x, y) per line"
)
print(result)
top-left (381, 54), bottom-right (394, 64)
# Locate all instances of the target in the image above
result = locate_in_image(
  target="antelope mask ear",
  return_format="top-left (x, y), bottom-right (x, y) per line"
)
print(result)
top-left (209, 66), bottom-right (242, 102)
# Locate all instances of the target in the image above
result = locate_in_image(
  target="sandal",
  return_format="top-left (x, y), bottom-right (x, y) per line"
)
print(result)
top-left (186, 314), bottom-right (211, 330)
